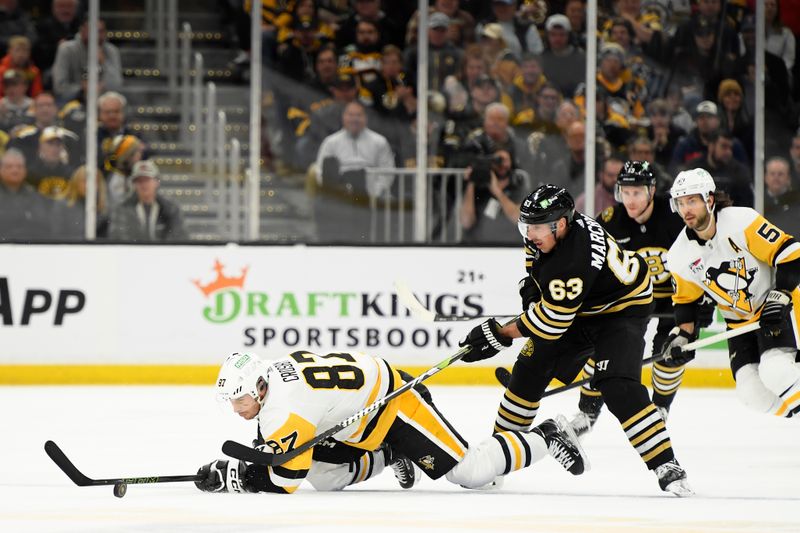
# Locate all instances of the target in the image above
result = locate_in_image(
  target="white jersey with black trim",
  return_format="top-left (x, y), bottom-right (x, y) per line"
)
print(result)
top-left (667, 206), bottom-right (800, 323)
top-left (255, 351), bottom-right (401, 492)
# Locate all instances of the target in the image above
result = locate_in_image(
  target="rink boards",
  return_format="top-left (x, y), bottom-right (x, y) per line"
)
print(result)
top-left (0, 244), bottom-right (734, 386)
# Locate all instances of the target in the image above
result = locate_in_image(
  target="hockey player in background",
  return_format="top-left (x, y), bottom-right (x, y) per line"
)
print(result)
top-left (458, 184), bottom-right (694, 496)
top-left (568, 161), bottom-right (711, 436)
top-left (194, 351), bottom-right (588, 494)
top-left (664, 168), bottom-right (800, 418)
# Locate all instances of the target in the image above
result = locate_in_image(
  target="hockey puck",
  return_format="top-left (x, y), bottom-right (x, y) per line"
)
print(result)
top-left (113, 482), bottom-right (127, 498)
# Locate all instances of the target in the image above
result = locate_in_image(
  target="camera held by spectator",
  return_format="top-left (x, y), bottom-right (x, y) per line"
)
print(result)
top-left (468, 152), bottom-right (506, 191)
top-left (460, 148), bottom-right (531, 244)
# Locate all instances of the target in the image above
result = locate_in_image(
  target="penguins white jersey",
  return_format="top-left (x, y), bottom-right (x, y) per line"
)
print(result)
top-left (667, 206), bottom-right (800, 323)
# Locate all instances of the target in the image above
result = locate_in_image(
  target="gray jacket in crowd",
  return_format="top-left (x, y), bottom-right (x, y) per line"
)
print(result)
top-left (0, 182), bottom-right (57, 241)
top-left (109, 194), bottom-right (188, 242)
top-left (52, 37), bottom-right (123, 101)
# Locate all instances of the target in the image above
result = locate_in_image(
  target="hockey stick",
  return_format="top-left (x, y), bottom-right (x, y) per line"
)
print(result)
top-left (222, 345), bottom-right (472, 466)
top-left (44, 440), bottom-right (202, 498)
top-left (494, 322), bottom-right (761, 390)
top-left (394, 279), bottom-right (515, 322)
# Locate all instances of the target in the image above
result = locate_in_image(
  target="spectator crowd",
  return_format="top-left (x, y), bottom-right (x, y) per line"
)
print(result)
top-left (223, 0), bottom-right (800, 241)
top-left (0, 0), bottom-right (185, 242)
top-left (3, 0), bottom-right (800, 242)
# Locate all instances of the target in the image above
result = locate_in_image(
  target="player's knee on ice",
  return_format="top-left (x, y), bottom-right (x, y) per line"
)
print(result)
top-left (735, 364), bottom-right (782, 414)
top-left (306, 461), bottom-right (355, 491)
top-left (759, 348), bottom-right (800, 394)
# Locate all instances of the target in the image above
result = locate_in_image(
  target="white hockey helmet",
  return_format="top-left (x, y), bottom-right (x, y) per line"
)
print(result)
top-left (669, 168), bottom-right (716, 213)
top-left (215, 352), bottom-right (270, 406)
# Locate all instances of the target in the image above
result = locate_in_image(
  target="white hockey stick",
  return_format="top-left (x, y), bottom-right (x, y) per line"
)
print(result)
top-left (682, 321), bottom-right (760, 351)
top-left (394, 279), bottom-right (515, 322)
top-left (394, 279), bottom-right (438, 322)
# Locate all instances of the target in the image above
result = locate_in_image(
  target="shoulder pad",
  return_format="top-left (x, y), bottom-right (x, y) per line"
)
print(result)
top-left (600, 206), bottom-right (614, 223)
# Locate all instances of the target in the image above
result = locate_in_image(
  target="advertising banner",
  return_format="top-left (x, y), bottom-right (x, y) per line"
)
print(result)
top-left (0, 244), bottom-right (730, 374)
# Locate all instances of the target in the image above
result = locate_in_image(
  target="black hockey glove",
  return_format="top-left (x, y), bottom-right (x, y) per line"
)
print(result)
top-left (518, 276), bottom-right (541, 311)
top-left (695, 295), bottom-right (716, 329)
top-left (660, 327), bottom-right (696, 366)
top-left (195, 459), bottom-right (249, 493)
top-left (760, 290), bottom-right (793, 336)
top-left (459, 318), bottom-right (512, 363)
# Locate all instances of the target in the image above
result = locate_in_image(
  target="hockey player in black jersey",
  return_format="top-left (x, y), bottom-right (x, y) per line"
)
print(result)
top-left (458, 184), bottom-right (694, 496)
top-left (569, 161), bottom-right (698, 436)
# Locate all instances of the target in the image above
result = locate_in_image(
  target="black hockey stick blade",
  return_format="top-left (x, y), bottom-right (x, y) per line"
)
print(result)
top-left (223, 440), bottom-right (280, 466)
top-left (45, 440), bottom-right (202, 487)
top-left (45, 440), bottom-right (93, 486)
top-left (495, 366), bottom-right (511, 388)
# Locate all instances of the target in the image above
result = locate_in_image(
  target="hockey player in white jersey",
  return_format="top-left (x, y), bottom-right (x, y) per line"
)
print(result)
top-left (193, 351), bottom-right (589, 494)
top-left (664, 168), bottom-right (800, 418)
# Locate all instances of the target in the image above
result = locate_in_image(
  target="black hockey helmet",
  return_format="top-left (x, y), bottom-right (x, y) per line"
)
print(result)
top-left (615, 160), bottom-right (656, 201)
top-left (518, 184), bottom-right (575, 238)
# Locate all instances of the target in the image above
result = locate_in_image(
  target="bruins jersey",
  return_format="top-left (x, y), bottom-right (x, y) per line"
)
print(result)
top-left (256, 351), bottom-right (402, 493)
top-left (668, 206), bottom-right (800, 325)
top-left (598, 195), bottom-right (684, 300)
top-left (517, 213), bottom-right (653, 340)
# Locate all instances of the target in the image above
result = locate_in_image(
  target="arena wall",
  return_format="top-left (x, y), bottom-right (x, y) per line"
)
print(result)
top-left (0, 244), bottom-right (734, 387)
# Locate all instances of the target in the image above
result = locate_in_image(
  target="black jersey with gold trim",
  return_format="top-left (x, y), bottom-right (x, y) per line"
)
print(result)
top-left (517, 213), bottom-right (653, 340)
top-left (597, 195), bottom-right (684, 300)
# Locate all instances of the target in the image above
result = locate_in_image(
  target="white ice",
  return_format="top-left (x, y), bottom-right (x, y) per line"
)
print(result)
top-left (2, 384), bottom-right (798, 533)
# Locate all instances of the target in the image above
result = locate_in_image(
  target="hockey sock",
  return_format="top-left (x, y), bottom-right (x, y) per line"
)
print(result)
top-left (347, 448), bottom-right (387, 486)
top-left (759, 349), bottom-right (800, 418)
top-left (446, 430), bottom-right (548, 488)
top-left (651, 361), bottom-right (685, 409)
top-left (494, 388), bottom-right (539, 433)
top-left (578, 358), bottom-right (605, 414)
top-left (492, 430), bottom-right (548, 474)
top-left (599, 377), bottom-right (675, 469)
top-left (494, 361), bottom-right (549, 433)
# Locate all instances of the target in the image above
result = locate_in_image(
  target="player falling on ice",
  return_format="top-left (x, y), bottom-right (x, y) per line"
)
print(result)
top-left (664, 168), bottom-right (800, 418)
top-left (457, 184), bottom-right (694, 496)
top-left (194, 351), bottom-right (588, 494)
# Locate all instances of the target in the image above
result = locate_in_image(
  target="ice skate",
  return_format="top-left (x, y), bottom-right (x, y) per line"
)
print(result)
top-left (569, 410), bottom-right (599, 438)
top-left (533, 415), bottom-right (590, 475)
top-left (655, 459), bottom-right (694, 497)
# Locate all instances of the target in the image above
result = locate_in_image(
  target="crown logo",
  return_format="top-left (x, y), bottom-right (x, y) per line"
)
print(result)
top-left (193, 259), bottom-right (249, 297)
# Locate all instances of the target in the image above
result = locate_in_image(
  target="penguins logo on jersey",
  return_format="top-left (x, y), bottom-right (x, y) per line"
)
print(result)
top-left (419, 455), bottom-right (436, 471)
top-left (703, 258), bottom-right (758, 313)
